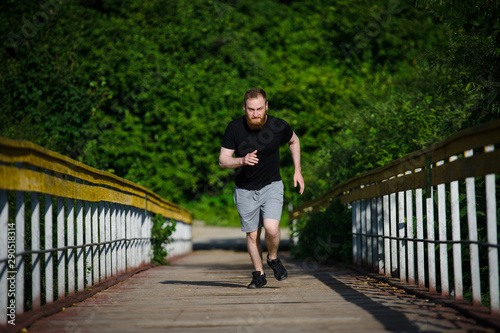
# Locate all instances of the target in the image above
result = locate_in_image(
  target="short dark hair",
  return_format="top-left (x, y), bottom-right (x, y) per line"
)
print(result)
top-left (244, 88), bottom-right (267, 106)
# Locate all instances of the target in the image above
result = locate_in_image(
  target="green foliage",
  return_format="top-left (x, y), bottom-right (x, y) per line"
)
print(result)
top-left (291, 200), bottom-right (352, 264)
top-left (1, 0), bottom-right (498, 228)
top-left (413, 0), bottom-right (500, 120)
top-left (150, 214), bottom-right (176, 265)
top-left (183, 185), bottom-right (241, 227)
top-left (0, 0), bottom-right (112, 157)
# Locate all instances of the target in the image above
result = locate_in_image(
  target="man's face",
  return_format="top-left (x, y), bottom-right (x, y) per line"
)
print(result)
top-left (244, 96), bottom-right (268, 130)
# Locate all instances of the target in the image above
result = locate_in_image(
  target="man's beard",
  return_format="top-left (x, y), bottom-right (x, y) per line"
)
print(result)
top-left (245, 114), bottom-right (267, 131)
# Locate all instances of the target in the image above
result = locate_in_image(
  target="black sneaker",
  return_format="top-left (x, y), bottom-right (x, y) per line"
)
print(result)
top-left (267, 256), bottom-right (288, 281)
top-left (247, 271), bottom-right (267, 289)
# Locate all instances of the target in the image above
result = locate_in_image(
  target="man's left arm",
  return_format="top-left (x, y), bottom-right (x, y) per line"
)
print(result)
top-left (288, 131), bottom-right (304, 195)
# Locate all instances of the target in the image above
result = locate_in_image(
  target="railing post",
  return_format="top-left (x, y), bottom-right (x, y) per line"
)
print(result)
top-left (139, 209), bottom-right (144, 266)
top-left (383, 195), bottom-right (390, 277)
top-left (135, 206), bottom-right (138, 269)
top-left (116, 204), bottom-right (123, 275)
top-left (144, 211), bottom-right (148, 265)
top-left (76, 191), bottom-right (84, 293)
top-left (415, 181), bottom-right (425, 288)
top-left (44, 192), bottom-right (54, 304)
top-left (126, 206), bottom-right (132, 271)
top-left (390, 193), bottom-right (397, 277)
top-left (398, 190), bottom-right (406, 282)
top-left (92, 201), bottom-right (99, 285)
top-left (426, 187), bottom-right (437, 293)
top-left (57, 195), bottom-right (65, 300)
top-left (137, 207), bottom-right (141, 267)
top-left (99, 201), bottom-right (105, 282)
top-left (84, 200), bottom-right (92, 288)
top-left (437, 160), bottom-right (449, 296)
top-left (105, 201), bottom-right (111, 279)
top-left (465, 149), bottom-right (481, 306)
top-left (352, 200), bottom-right (359, 265)
top-left (485, 145), bottom-right (499, 314)
top-left (120, 204), bottom-right (126, 273)
top-left (449, 155), bottom-right (463, 300)
top-left (371, 197), bottom-right (378, 271)
top-left (133, 207), bottom-right (138, 269)
top-left (406, 172), bottom-right (415, 286)
top-left (146, 211), bottom-right (152, 264)
top-left (67, 195), bottom-right (75, 296)
top-left (366, 198), bottom-right (373, 267)
top-left (31, 189), bottom-right (41, 310)
top-left (15, 187), bottom-right (25, 315)
top-left (111, 202), bottom-right (117, 277)
top-left (361, 199), bottom-right (367, 265)
top-left (142, 209), bottom-right (147, 266)
top-left (356, 200), bottom-right (362, 265)
top-left (376, 196), bottom-right (384, 275)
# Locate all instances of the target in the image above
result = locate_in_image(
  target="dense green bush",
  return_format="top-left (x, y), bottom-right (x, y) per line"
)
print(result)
top-left (1, 0), bottom-right (498, 227)
top-left (151, 215), bottom-right (176, 265)
top-left (291, 199), bottom-right (352, 264)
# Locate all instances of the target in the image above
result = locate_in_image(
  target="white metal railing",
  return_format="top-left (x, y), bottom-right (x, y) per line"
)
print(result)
top-left (291, 119), bottom-right (500, 315)
top-left (0, 137), bottom-right (192, 327)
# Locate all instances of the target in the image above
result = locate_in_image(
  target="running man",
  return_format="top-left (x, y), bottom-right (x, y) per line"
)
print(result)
top-left (219, 88), bottom-right (304, 288)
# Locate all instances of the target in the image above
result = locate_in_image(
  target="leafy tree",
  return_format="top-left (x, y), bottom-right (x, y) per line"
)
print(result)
top-left (412, 0), bottom-right (500, 122)
top-left (1, 0), bottom-right (495, 227)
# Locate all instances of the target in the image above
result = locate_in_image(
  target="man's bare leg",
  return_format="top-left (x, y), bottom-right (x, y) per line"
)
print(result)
top-left (263, 218), bottom-right (288, 280)
top-left (246, 227), bottom-right (264, 274)
top-left (264, 218), bottom-right (281, 260)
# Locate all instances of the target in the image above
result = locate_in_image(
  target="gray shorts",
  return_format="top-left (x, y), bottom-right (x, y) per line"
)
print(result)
top-left (233, 180), bottom-right (284, 233)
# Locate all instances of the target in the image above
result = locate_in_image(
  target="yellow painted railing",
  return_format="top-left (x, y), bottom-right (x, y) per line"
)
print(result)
top-left (0, 137), bottom-right (192, 326)
top-left (291, 118), bottom-right (500, 315)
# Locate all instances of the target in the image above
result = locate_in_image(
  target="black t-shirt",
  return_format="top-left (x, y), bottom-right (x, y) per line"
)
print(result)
top-left (221, 115), bottom-right (294, 190)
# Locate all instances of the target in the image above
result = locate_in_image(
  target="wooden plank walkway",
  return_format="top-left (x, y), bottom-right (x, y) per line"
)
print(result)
top-left (27, 247), bottom-right (495, 332)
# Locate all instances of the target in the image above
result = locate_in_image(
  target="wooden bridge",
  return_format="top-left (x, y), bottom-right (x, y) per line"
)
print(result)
top-left (19, 240), bottom-right (499, 332)
top-left (1, 119), bottom-right (500, 332)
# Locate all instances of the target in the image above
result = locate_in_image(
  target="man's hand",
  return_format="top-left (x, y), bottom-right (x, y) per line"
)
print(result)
top-left (294, 171), bottom-right (304, 195)
top-left (219, 148), bottom-right (259, 169)
top-left (242, 150), bottom-right (259, 166)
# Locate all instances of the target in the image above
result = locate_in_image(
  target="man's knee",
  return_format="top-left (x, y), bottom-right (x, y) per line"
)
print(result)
top-left (263, 219), bottom-right (280, 237)
top-left (246, 229), bottom-right (260, 242)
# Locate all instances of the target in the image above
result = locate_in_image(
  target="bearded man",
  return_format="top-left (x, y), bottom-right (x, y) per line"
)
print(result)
top-left (219, 88), bottom-right (304, 289)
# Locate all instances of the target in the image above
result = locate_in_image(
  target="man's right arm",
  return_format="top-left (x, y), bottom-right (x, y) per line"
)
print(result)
top-left (219, 147), bottom-right (259, 169)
